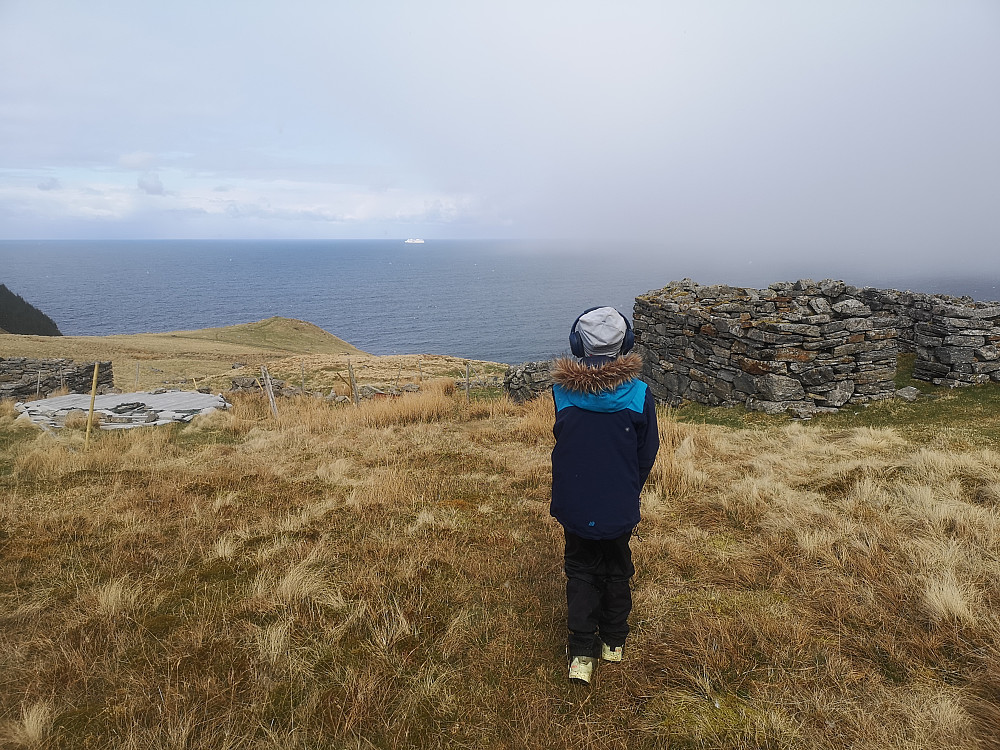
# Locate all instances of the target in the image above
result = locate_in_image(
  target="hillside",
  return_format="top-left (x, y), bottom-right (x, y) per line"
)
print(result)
top-left (0, 316), bottom-right (505, 393)
top-left (0, 284), bottom-right (62, 336)
top-left (1, 354), bottom-right (999, 748)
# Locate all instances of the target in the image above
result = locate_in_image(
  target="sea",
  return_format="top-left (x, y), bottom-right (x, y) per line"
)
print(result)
top-left (1, 239), bottom-right (997, 364)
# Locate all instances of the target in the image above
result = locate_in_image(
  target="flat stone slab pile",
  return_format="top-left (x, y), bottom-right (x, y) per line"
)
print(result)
top-left (16, 390), bottom-right (230, 431)
top-left (634, 279), bottom-right (901, 415)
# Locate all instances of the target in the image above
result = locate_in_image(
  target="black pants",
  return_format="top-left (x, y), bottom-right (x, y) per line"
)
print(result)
top-left (564, 527), bottom-right (635, 658)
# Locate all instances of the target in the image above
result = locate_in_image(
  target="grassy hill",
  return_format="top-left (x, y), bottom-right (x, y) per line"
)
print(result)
top-left (0, 317), bottom-right (505, 393)
top-left (0, 341), bottom-right (999, 748)
top-left (0, 284), bottom-right (61, 336)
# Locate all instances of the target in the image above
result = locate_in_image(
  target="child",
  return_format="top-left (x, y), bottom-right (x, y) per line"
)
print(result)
top-left (549, 306), bottom-right (659, 685)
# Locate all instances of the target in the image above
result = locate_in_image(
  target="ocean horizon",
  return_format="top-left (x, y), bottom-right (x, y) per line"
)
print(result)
top-left (2, 239), bottom-right (997, 364)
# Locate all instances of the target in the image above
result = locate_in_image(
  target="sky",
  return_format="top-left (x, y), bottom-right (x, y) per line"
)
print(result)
top-left (1, 1), bottom-right (998, 270)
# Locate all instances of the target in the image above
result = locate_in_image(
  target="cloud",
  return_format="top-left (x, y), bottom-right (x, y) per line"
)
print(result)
top-left (137, 172), bottom-right (164, 196)
top-left (0, 1), bottom-right (997, 257)
top-left (119, 152), bottom-right (158, 170)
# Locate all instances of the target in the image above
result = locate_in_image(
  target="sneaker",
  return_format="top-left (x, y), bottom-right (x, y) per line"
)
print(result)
top-left (600, 642), bottom-right (623, 662)
top-left (568, 656), bottom-right (596, 684)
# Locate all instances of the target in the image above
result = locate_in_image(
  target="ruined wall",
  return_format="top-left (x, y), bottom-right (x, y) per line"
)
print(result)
top-left (874, 293), bottom-right (1000, 386)
top-left (635, 280), bottom-right (1000, 414)
top-left (633, 280), bottom-right (901, 415)
top-left (503, 361), bottom-right (553, 403)
top-left (0, 358), bottom-right (114, 400)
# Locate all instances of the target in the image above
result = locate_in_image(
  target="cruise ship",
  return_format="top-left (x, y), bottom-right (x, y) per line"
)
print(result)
top-left (404, 238), bottom-right (425, 244)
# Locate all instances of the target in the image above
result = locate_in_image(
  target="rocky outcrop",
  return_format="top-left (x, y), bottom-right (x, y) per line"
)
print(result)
top-left (0, 358), bottom-right (113, 400)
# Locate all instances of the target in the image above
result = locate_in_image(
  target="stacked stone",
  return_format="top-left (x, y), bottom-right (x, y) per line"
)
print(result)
top-left (908, 298), bottom-right (1000, 386)
top-left (0, 358), bottom-right (114, 400)
top-left (858, 289), bottom-right (1000, 386)
top-left (633, 279), bottom-right (900, 415)
top-left (503, 361), bottom-right (553, 403)
top-left (858, 288), bottom-right (918, 353)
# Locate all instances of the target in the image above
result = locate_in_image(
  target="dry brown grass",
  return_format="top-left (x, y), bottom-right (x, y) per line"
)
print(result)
top-left (0, 318), bottom-right (508, 396)
top-left (2, 382), bottom-right (1000, 749)
top-left (0, 317), bottom-right (364, 391)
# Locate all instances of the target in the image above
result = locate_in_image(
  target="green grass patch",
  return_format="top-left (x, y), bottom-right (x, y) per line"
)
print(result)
top-left (806, 354), bottom-right (1000, 445)
top-left (666, 354), bottom-right (1000, 446)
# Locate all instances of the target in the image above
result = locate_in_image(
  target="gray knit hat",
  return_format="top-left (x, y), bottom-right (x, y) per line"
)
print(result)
top-left (576, 307), bottom-right (627, 357)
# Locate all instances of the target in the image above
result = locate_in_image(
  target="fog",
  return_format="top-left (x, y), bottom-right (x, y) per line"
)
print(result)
top-left (1, 1), bottom-right (998, 274)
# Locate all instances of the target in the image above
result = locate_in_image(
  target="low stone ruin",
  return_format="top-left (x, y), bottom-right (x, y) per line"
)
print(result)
top-left (857, 289), bottom-right (1000, 387)
top-left (634, 279), bottom-right (1000, 415)
top-left (634, 280), bottom-right (900, 415)
top-left (1, 358), bottom-right (114, 400)
top-left (503, 361), bottom-right (553, 403)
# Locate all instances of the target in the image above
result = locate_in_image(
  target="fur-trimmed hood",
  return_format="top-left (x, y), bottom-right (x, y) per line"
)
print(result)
top-left (550, 352), bottom-right (644, 394)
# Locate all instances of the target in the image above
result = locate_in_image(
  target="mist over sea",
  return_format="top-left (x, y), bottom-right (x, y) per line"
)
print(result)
top-left (2, 239), bottom-right (997, 364)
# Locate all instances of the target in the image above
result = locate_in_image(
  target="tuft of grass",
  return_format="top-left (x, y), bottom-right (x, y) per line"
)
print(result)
top-left (0, 703), bottom-right (53, 748)
top-left (92, 576), bottom-right (144, 620)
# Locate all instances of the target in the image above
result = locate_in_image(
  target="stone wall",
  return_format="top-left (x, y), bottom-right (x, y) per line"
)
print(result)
top-left (503, 361), bottom-right (553, 403)
top-left (633, 280), bottom-right (901, 415)
top-left (1, 358), bottom-right (114, 400)
top-left (856, 289), bottom-right (1000, 387)
top-left (634, 280), bottom-right (1000, 413)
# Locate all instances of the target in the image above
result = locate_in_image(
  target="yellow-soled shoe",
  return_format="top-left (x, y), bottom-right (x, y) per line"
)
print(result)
top-left (568, 656), bottom-right (596, 685)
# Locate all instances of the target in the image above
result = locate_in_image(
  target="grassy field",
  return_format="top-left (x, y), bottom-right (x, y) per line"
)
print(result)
top-left (1, 334), bottom-right (999, 748)
top-left (0, 317), bottom-right (506, 394)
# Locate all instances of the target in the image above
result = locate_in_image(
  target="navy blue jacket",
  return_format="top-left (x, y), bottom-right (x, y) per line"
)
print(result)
top-left (549, 353), bottom-right (659, 540)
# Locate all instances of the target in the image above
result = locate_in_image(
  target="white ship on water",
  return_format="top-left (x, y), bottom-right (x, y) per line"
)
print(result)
top-left (404, 238), bottom-right (425, 244)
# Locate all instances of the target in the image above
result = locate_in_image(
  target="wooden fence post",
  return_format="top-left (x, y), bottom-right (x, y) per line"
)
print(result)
top-left (261, 366), bottom-right (279, 420)
top-left (466, 361), bottom-right (471, 402)
top-left (348, 360), bottom-right (359, 406)
top-left (84, 362), bottom-right (100, 449)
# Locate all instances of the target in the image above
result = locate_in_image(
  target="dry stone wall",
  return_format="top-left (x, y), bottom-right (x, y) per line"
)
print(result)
top-left (503, 361), bottom-right (553, 404)
top-left (499, 280), bottom-right (1000, 410)
top-left (633, 280), bottom-right (901, 415)
top-left (1, 358), bottom-right (114, 400)
top-left (634, 280), bottom-right (1000, 414)
top-left (859, 289), bottom-right (1000, 387)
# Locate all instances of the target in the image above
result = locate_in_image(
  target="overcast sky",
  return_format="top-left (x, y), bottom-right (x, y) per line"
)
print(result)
top-left (1, 1), bottom-right (998, 268)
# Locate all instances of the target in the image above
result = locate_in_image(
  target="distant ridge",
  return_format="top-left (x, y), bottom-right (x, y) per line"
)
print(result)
top-left (0, 316), bottom-right (369, 392)
top-left (0, 284), bottom-right (62, 336)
